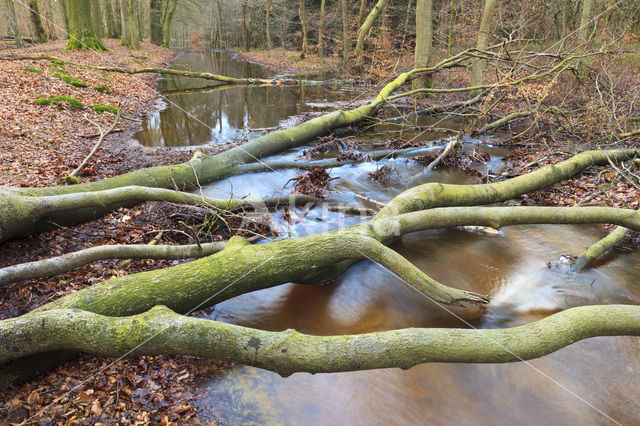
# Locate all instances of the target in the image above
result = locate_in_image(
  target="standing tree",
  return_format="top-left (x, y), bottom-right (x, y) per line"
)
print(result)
top-left (413, 0), bottom-right (433, 89)
top-left (298, 0), bottom-right (308, 59)
top-left (3, 0), bottom-right (25, 48)
top-left (65, 0), bottom-right (108, 50)
top-left (162, 0), bottom-right (178, 46)
top-left (128, 0), bottom-right (140, 49)
top-left (266, 0), bottom-right (272, 50)
top-left (28, 0), bottom-right (48, 43)
top-left (341, 0), bottom-right (349, 68)
top-left (577, 0), bottom-right (594, 44)
top-left (118, 0), bottom-right (131, 45)
top-left (318, 0), bottom-right (325, 57)
top-left (470, 0), bottom-right (496, 95)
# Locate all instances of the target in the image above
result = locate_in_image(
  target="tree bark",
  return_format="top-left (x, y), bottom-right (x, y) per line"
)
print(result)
top-left (118, 0), bottom-right (130, 45)
top-left (470, 0), bottom-right (496, 95)
top-left (2, 149), bottom-right (640, 385)
top-left (265, 0), bottom-right (272, 50)
top-left (572, 226), bottom-right (629, 272)
top-left (128, 0), bottom-right (140, 49)
top-left (3, 0), bottom-right (25, 48)
top-left (413, 0), bottom-right (433, 89)
top-left (298, 0), bottom-right (307, 59)
top-left (317, 0), bottom-right (325, 57)
top-left (578, 0), bottom-right (594, 44)
top-left (1, 304), bottom-right (638, 376)
top-left (161, 0), bottom-right (177, 47)
top-left (355, 0), bottom-right (388, 60)
top-left (64, 0), bottom-right (107, 50)
top-left (341, 0), bottom-right (349, 68)
top-left (28, 0), bottom-right (47, 43)
top-left (150, 0), bottom-right (162, 44)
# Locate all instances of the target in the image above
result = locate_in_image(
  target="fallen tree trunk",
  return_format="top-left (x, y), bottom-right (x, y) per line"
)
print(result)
top-left (0, 187), bottom-right (317, 242)
top-left (0, 55), bottom-right (348, 86)
top-left (0, 51), bottom-right (481, 243)
top-left (2, 304), bottom-right (638, 376)
top-left (0, 240), bottom-right (228, 287)
top-left (572, 225), bottom-right (630, 272)
top-left (1, 150), bottom-right (639, 386)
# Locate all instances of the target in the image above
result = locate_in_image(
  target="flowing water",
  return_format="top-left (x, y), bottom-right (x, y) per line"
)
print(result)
top-left (135, 50), bottom-right (640, 425)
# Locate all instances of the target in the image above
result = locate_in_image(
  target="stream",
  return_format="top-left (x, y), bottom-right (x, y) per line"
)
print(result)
top-left (134, 49), bottom-right (640, 425)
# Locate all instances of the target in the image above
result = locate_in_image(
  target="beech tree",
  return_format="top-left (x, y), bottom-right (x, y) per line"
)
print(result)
top-left (65, 0), bottom-right (108, 50)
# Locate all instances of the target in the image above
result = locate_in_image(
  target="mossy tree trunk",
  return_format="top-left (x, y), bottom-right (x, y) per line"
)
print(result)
top-left (470, 0), bottom-right (496, 95)
top-left (64, 0), bottom-right (108, 50)
top-left (298, 0), bottom-right (308, 59)
top-left (161, 0), bottom-right (177, 47)
top-left (266, 0), bottom-right (272, 50)
top-left (150, 0), bottom-right (162, 44)
top-left (318, 0), bottom-right (325, 56)
top-left (90, 0), bottom-right (104, 38)
top-left (341, 0), bottom-right (349, 68)
top-left (355, 0), bottom-right (388, 62)
top-left (28, 0), bottom-right (48, 43)
top-left (118, 0), bottom-right (130, 45)
top-left (577, 0), bottom-right (594, 44)
top-left (413, 0), bottom-right (433, 89)
top-left (127, 0), bottom-right (140, 49)
top-left (1, 150), bottom-right (640, 385)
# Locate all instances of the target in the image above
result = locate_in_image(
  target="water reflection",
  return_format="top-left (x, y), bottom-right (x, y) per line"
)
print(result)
top-left (134, 50), bottom-right (354, 147)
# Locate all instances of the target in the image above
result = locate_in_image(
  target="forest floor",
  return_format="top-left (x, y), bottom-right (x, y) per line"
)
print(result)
top-left (0, 40), bottom-right (638, 424)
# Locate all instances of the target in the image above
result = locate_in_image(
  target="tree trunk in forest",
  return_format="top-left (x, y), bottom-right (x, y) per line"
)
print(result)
top-left (118, 0), bottom-right (130, 45)
top-left (318, 0), bottom-right (325, 56)
top-left (266, 0), bottom-right (272, 50)
top-left (341, 0), bottom-right (349, 68)
top-left (216, 0), bottom-right (224, 47)
top-left (560, 0), bottom-right (571, 37)
top-left (150, 0), bottom-right (162, 44)
top-left (413, 0), bottom-right (433, 89)
top-left (60, 0), bottom-right (69, 32)
top-left (357, 0), bottom-right (366, 31)
top-left (91, 0), bottom-right (104, 38)
top-left (578, 0), bottom-right (594, 44)
top-left (3, 0), bottom-right (24, 48)
top-left (102, 0), bottom-right (116, 38)
top-left (298, 0), bottom-right (308, 59)
top-left (28, 0), bottom-right (47, 43)
top-left (402, 0), bottom-right (413, 45)
top-left (470, 0), bottom-right (496, 95)
top-left (161, 0), bottom-right (177, 47)
top-left (40, 0), bottom-right (57, 40)
top-left (355, 0), bottom-right (388, 61)
top-left (128, 0), bottom-right (140, 49)
top-left (242, 1), bottom-right (249, 51)
top-left (65, 0), bottom-right (108, 50)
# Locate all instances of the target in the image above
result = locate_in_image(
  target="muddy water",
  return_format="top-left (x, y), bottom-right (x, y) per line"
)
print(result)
top-left (138, 50), bottom-right (640, 424)
top-left (133, 50), bottom-right (356, 147)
